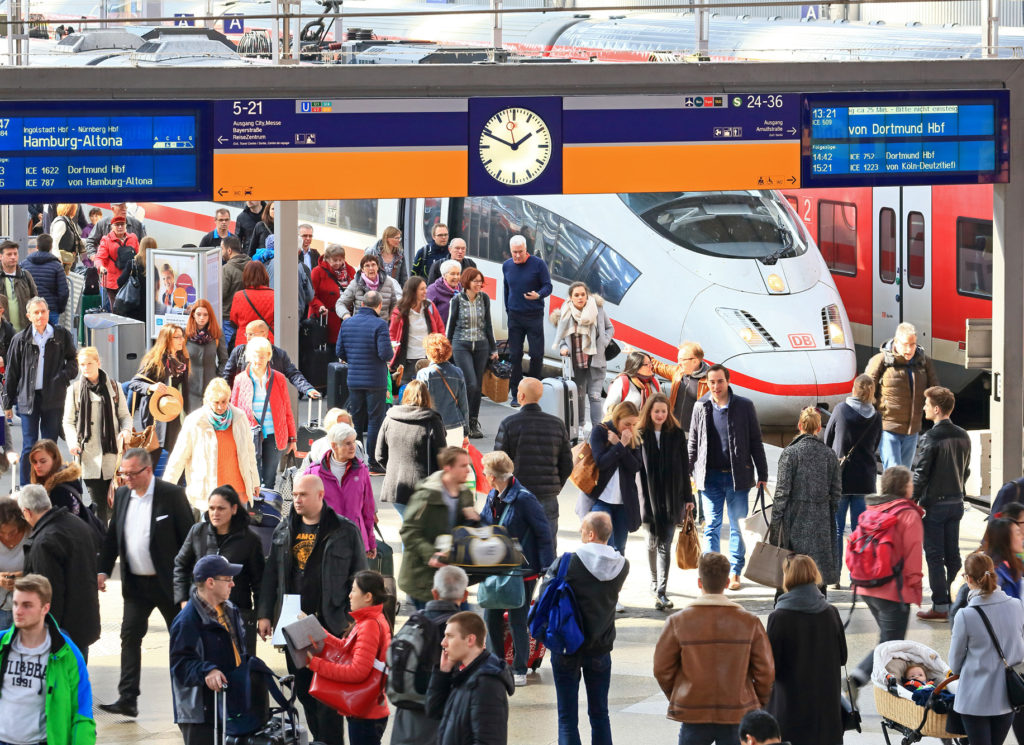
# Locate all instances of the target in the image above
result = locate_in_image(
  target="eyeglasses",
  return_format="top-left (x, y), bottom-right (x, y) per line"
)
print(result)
top-left (118, 467), bottom-right (149, 478)
top-left (211, 577), bottom-right (235, 583)
top-left (435, 233), bottom-right (449, 238)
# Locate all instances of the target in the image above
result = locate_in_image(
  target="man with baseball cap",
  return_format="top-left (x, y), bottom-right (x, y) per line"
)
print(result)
top-left (169, 555), bottom-right (248, 745)
top-left (84, 202), bottom-right (146, 255)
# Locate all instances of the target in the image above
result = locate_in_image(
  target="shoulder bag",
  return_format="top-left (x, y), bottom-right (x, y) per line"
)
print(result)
top-left (838, 419), bottom-right (874, 469)
top-left (243, 290), bottom-right (273, 334)
top-left (675, 511), bottom-right (701, 570)
top-left (569, 427), bottom-right (601, 496)
top-left (743, 520), bottom-right (792, 589)
top-left (973, 605), bottom-right (1024, 708)
top-left (478, 503), bottom-right (527, 609)
top-left (113, 263), bottom-right (142, 314)
top-left (309, 615), bottom-right (389, 717)
top-left (118, 377), bottom-right (160, 454)
top-left (740, 484), bottom-right (773, 541)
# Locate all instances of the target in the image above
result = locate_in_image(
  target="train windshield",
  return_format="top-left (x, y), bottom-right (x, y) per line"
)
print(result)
top-left (618, 191), bottom-right (809, 261)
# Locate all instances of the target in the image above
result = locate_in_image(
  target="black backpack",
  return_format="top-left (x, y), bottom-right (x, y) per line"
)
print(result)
top-left (385, 610), bottom-right (449, 710)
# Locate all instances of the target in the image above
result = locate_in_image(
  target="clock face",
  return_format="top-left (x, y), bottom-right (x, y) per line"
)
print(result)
top-left (478, 107), bottom-right (553, 186)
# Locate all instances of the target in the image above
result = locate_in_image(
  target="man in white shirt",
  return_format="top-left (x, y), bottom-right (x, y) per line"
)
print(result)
top-left (97, 448), bottom-right (194, 718)
top-left (0, 573), bottom-right (96, 745)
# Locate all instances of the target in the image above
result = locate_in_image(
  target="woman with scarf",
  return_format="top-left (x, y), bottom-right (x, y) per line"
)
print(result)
top-left (392, 276), bottom-right (446, 387)
top-left (310, 243), bottom-right (356, 346)
top-left (184, 299), bottom-right (228, 412)
top-left (336, 253), bottom-right (403, 322)
top-left (366, 226), bottom-right (409, 287)
top-left (637, 393), bottom-right (692, 611)
top-left (766, 554), bottom-right (847, 745)
top-left (165, 378), bottom-right (261, 512)
top-left (62, 346), bottom-right (132, 525)
top-left (425, 259), bottom-right (461, 325)
top-left (551, 281), bottom-right (615, 430)
top-left (603, 351), bottom-right (661, 417)
top-left (446, 268), bottom-right (497, 439)
top-left (128, 323), bottom-right (191, 455)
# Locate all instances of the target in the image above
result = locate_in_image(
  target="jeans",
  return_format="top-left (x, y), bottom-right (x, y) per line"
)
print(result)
top-left (700, 470), bottom-right (750, 574)
top-left (551, 652), bottom-right (612, 745)
top-left (508, 313), bottom-right (544, 400)
top-left (571, 363), bottom-right (605, 430)
top-left (879, 431), bottom-right (919, 470)
top-left (118, 575), bottom-right (179, 702)
top-left (648, 526), bottom-right (676, 596)
top-left (922, 499), bottom-right (965, 610)
top-left (0, 609), bottom-right (11, 631)
top-left (223, 319), bottom-right (236, 349)
top-left (18, 392), bottom-right (63, 484)
top-left (255, 434), bottom-right (282, 489)
top-left (348, 387), bottom-right (387, 466)
top-left (393, 502), bottom-right (407, 519)
top-left (453, 340), bottom-right (490, 420)
top-left (286, 653), bottom-right (345, 744)
top-left (48, 311), bottom-right (60, 328)
top-left (853, 595), bottom-right (910, 683)
top-left (834, 494), bottom-right (866, 579)
top-left (484, 580), bottom-right (537, 675)
top-left (960, 712), bottom-right (1015, 745)
top-left (677, 723), bottom-right (740, 745)
top-left (591, 501), bottom-right (628, 556)
top-left (348, 716), bottom-right (388, 745)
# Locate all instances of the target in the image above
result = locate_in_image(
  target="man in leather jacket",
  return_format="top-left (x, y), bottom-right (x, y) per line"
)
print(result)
top-left (912, 386), bottom-right (971, 622)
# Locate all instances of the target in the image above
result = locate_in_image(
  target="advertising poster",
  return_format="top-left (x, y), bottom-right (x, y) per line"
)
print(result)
top-left (151, 249), bottom-right (199, 337)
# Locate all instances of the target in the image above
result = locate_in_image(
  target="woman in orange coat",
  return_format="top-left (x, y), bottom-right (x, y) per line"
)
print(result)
top-left (308, 570), bottom-right (392, 745)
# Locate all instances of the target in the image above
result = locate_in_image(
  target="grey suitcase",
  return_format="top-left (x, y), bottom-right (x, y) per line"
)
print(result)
top-left (540, 357), bottom-right (581, 444)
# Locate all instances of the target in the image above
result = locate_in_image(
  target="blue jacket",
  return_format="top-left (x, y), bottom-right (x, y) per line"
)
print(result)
top-left (22, 250), bottom-right (69, 313)
top-left (590, 421), bottom-right (644, 533)
top-left (336, 306), bottom-right (392, 389)
top-left (417, 361), bottom-right (469, 428)
top-left (687, 388), bottom-right (769, 492)
top-left (502, 255), bottom-right (552, 317)
top-left (481, 478), bottom-right (554, 575)
top-left (169, 590), bottom-right (248, 725)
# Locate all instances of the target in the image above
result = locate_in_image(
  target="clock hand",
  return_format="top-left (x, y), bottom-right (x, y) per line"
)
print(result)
top-left (482, 130), bottom-right (513, 147)
top-left (510, 131), bottom-right (533, 151)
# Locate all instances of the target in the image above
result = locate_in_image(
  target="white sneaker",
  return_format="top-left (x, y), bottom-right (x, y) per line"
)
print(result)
top-left (615, 602), bottom-right (625, 613)
top-left (513, 674), bottom-right (527, 687)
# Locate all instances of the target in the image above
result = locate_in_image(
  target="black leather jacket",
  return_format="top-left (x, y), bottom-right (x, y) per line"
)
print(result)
top-left (912, 419), bottom-right (971, 506)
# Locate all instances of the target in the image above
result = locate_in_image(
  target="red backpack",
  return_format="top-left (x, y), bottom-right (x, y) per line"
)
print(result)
top-left (846, 502), bottom-right (916, 591)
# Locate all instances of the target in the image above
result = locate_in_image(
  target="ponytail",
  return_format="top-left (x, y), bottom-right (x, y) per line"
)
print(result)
top-left (964, 551), bottom-right (999, 595)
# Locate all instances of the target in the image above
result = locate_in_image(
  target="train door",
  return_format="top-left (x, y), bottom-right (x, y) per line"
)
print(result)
top-left (871, 186), bottom-right (932, 354)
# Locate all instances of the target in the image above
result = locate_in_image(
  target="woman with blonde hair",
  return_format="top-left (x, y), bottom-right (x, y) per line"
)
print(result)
top-left (366, 225), bottom-right (408, 286)
top-left (376, 380), bottom-right (446, 518)
top-left (766, 554), bottom-right (847, 745)
top-left (165, 377), bottom-right (260, 511)
top-left (28, 439), bottom-right (87, 520)
top-left (50, 203), bottom-right (82, 262)
top-left (768, 407), bottom-right (843, 589)
top-left (824, 373), bottom-right (883, 587)
top-left (128, 323), bottom-right (191, 455)
top-left (62, 346), bottom-right (131, 524)
top-left (587, 400), bottom-right (645, 560)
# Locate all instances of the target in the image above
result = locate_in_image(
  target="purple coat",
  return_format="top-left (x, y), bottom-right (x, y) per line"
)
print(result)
top-left (426, 276), bottom-right (458, 326)
top-left (304, 453), bottom-right (376, 552)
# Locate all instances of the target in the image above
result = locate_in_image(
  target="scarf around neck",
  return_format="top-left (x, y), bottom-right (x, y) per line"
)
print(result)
top-left (78, 370), bottom-right (117, 455)
top-left (562, 297), bottom-right (599, 355)
top-left (362, 272), bottom-right (381, 292)
top-left (189, 328), bottom-right (214, 346)
top-left (208, 406), bottom-right (233, 431)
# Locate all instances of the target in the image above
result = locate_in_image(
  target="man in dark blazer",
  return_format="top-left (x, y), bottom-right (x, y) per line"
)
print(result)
top-left (97, 447), bottom-right (194, 717)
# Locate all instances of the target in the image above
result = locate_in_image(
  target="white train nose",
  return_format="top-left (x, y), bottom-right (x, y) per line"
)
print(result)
top-left (722, 349), bottom-right (857, 426)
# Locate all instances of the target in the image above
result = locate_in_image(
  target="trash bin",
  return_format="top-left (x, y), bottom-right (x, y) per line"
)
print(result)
top-left (83, 313), bottom-right (146, 382)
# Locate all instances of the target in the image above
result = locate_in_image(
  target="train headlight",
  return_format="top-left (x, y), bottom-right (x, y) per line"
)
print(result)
top-left (766, 273), bottom-right (786, 293)
top-left (822, 304), bottom-right (846, 347)
top-left (717, 308), bottom-right (778, 351)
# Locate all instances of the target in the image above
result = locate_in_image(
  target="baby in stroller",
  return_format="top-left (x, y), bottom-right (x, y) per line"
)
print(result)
top-left (873, 640), bottom-right (965, 743)
top-left (893, 665), bottom-right (956, 709)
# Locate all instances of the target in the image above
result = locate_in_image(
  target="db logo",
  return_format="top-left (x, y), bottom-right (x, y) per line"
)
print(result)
top-left (788, 333), bottom-right (816, 349)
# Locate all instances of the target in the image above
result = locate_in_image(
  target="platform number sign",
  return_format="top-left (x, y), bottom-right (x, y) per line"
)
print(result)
top-left (225, 14), bottom-right (244, 34)
top-left (468, 97), bottom-right (562, 197)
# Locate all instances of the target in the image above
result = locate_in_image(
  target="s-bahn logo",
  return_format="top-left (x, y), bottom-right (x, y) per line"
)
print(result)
top-left (788, 333), bottom-right (816, 349)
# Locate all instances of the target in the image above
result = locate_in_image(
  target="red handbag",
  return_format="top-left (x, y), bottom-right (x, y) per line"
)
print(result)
top-left (308, 618), bottom-right (388, 717)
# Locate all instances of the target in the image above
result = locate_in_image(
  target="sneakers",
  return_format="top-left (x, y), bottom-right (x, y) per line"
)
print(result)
top-left (615, 601), bottom-right (625, 613)
top-left (917, 608), bottom-right (949, 622)
top-left (513, 673), bottom-right (528, 687)
top-left (728, 574), bottom-right (742, 591)
top-left (368, 462), bottom-right (386, 476)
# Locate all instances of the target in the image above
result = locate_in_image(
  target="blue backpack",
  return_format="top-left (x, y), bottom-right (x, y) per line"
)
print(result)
top-left (528, 553), bottom-right (585, 655)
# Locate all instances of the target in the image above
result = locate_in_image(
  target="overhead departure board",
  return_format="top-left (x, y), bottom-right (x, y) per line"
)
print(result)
top-left (801, 90), bottom-right (1009, 187)
top-left (0, 101), bottom-right (212, 201)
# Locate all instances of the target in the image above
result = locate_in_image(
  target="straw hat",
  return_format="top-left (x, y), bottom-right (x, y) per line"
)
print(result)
top-left (149, 388), bottom-right (184, 422)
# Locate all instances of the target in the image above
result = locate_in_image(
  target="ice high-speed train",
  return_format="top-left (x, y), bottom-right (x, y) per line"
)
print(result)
top-left (106, 192), bottom-right (856, 426)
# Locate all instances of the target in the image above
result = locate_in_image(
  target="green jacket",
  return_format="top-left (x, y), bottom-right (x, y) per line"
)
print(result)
top-left (0, 615), bottom-right (96, 745)
top-left (399, 471), bottom-right (475, 602)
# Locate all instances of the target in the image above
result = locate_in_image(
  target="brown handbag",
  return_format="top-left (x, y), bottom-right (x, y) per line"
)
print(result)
top-left (675, 513), bottom-right (701, 570)
top-left (569, 435), bottom-right (600, 496)
top-left (120, 380), bottom-right (160, 454)
top-left (481, 369), bottom-right (510, 404)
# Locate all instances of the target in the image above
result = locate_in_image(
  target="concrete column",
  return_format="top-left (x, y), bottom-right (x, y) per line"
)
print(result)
top-left (275, 201), bottom-right (300, 417)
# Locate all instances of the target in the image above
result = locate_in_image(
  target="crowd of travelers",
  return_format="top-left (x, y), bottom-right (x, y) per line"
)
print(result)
top-left (0, 202), bottom-right (1013, 745)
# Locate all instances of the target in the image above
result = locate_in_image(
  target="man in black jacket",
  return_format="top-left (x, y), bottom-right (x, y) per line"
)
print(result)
top-left (18, 484), bottom-right (101, 661)
top-left (234, 200), bottom-right (265, 254)
top-left (426, 238), bottom-right (476, 284)
top-left (688, 364), bottom-right (768, 591)
top-left (494, 377), bottom-right (572, 551)
top-left (4, 296), bottom-right (78, 485)
top-left (913, 386), bottom-right (971, 622)
top-left (221, 319), bottom-right (320, 398)
top-left (427, 611), bottom-right (513, 745)
top-left (257, 473), bottom-right (366, 745)
top-left (548, 512), bottom-right (628, 745)
top-left (97, 448), bottom-right (195, 717)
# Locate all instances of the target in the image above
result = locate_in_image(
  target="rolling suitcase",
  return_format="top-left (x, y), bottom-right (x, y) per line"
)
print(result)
top-left (298, 316), bottom-right (331, 391)
top-left (215, 669), bottom-right (309, 745)
top-left (327, 361), bottom-right (349, 409)
top-left (296, 399), bottom-right (325, 459)
top-left (540, 357), bottom-right (580, 444)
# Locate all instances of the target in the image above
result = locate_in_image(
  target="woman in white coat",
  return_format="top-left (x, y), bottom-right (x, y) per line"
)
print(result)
top-left (164, 377), bottom-right (260, 513)
top-left (949, 550), bottom-right (1024, 745)
top-left (551, 281), bottom-right (615, 430)
top-left (62, 346), bottom-right (131, 525)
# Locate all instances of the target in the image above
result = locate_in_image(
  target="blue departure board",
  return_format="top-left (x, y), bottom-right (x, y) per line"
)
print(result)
top-left (801, 90), bottom-right (1009, 188)
top-left (0, 102), bottom-right (212, 201)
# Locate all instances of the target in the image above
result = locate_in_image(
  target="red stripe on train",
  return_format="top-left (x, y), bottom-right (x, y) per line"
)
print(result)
top-left (92, 202), bottom-right (231, 235)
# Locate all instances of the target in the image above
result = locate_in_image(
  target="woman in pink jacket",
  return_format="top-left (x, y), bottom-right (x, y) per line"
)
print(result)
top-left (308, 570), bottom-right (392, 745)
top-left (303, 422), bottom-right (377, 557)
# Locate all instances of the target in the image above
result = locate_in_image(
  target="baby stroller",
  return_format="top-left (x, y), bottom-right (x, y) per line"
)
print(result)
top-left (872, 640), bottom-right (967, 745)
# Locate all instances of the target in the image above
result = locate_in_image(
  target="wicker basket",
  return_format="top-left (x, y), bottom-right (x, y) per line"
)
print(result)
top-left (875, 687), bottom-right (965, 738)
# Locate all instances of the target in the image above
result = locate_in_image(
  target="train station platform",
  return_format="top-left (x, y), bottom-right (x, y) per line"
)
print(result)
top-left (0, 398), bottom-right (993, 745)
